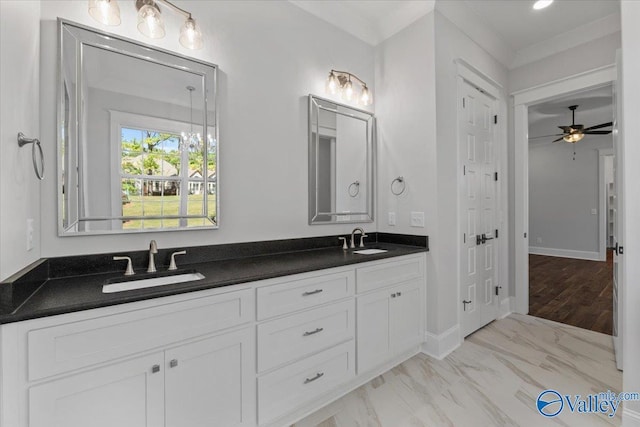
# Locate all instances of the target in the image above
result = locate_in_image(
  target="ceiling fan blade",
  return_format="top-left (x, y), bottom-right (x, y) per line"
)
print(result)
top-left (552, 136), bottom-right (565, 143)
top-left (584, 130), bottom-right (612, 135)
top-left (583, 122), bottom-right (613, 131)
top-left (529, 133), bottom-right (565, 139)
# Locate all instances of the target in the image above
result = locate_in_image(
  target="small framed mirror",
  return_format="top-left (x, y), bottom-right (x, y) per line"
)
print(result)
top-left (58, 20), bottom-right (218, 236)
top-left (308, 95), bottom-right (375, 224)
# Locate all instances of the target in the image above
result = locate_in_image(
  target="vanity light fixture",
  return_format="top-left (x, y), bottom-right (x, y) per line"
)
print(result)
top-left (180, 86), bottom-right (203, 153)
top-left (533, 0), bottom-right (553, 10)
top-left (88, 0), bottom-right (121, 26)
top-left (88, 0), bottom-right (203, 49)
top-left (326, 70), bottom-right (372, 106)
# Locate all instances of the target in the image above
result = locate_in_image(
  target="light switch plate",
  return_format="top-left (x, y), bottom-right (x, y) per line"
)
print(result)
top-left (388, 212), bottom-right (396, 226)
top-left (591, 208), bottom-right (597, 215)
top-left (410, 211), bottom-right (425, 227)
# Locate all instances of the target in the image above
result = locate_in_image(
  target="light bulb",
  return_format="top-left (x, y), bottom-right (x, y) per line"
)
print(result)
top-left (533, 0), bottom-right (553, 10)
top-left (88, 0), bottom-right (121, 26)
top-left (344, 79), bottom-right (353, 101)
top-left (327, 72), bottom-right (338, 95)
top-left (137, 3), bottom-right (165, 39)
top-left (360, 86), bottom-right (371, 106)
top-left (180, 17), bottom-right (204, 50)
top-left (563, 132), bottom-right (584, 143)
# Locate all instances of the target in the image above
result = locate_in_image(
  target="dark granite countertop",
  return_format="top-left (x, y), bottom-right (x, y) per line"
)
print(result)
top-left (0, 234), bottom-right (427, 324)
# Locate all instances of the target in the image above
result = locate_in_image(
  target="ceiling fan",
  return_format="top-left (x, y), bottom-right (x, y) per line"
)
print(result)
top-left (530, 105), bottom-right (613, 143)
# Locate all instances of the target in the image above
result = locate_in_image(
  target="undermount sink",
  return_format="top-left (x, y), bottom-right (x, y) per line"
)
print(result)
top-left (353, 249), bottom-right (388, 255)
top-left (102, 272), bottom-right (205, 294)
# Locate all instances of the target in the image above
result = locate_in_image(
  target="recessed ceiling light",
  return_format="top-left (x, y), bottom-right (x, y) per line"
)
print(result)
top-left (533, 0), bottom-right (554, 10)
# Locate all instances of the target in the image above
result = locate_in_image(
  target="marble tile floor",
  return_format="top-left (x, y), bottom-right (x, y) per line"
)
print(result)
top-left (294, 314), bottom-right (622, 427)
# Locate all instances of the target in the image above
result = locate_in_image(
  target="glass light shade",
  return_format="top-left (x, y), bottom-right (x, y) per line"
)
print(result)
top-left (344, 80), bottom-right (354, 101)
top-left (360, 86), bottom-right (371, 106)
top-left (533, 0), bottom-right (553, 10)
top-left (137, 4), bottom-right (165, 39)
top-left (327, 72), bottom-right (339, 95)
top-left (88, 0), bottom-right (121, 26)
top-left (563, 132), bottom-right (584, 143)
top-left (179, 18), bottom-right (204, 50)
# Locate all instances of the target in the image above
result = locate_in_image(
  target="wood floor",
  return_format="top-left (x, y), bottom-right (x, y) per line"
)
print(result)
top-left (529, 251), bottom-right (613, 335)
top-left (295, 314), bottom-right (621, 427)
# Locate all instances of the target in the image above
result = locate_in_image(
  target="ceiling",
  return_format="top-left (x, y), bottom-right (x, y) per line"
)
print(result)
top-left (289, 0), bottom-right (619, 67)
top-left (528, 85), bottom-right (613, 145)
top-left (462, 0), bottom-right (619, 51)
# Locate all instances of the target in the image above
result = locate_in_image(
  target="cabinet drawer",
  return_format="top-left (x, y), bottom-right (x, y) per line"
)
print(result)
top-left (258, 340), bottom-right (355, 425)
top-left (27, 288), bottom-right (253, 381)
top-left (356, 255), bottom-right (424, 294)
top-left (258, 299), bottom-right (354, 372)
top-left (257, 270), bottom-right (354, 320)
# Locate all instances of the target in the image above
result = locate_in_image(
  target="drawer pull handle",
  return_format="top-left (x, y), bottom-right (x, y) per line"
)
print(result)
top-left (303, 327), bottom-right (324, 336)
top-left (302, 289), bottom-right (323, 296)
top-left (151, 365), bottom-right (160, 374)
top-left (169, 359), bottom-right (178, 368)
top-left (304, 372), bottom-right (324, 384)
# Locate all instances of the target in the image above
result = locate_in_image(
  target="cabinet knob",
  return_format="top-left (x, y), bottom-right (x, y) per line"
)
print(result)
top-left (391, 293), bottom-right (397, 298)
top-left (169, 359), bottom-right (178, 368)
top-left (151, 364), bottom-right (160, 373)
top-left (397, 291), bottom-right (402, 297)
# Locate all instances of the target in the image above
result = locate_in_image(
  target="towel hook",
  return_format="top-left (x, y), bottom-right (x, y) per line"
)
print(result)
top-left (391, 176), bottom-right (405, 195)
top-left (17, 132), bottom-right (44, 180)
top-left (348, 181), bottom-right (360, 197)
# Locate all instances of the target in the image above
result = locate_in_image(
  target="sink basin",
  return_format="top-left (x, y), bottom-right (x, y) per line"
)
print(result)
top-left (353, 249), bottom-right (388, 255)
top-left (102, 272), bottom-right (205, 293)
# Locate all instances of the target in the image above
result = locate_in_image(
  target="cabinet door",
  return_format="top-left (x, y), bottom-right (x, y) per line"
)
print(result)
top-left (29, 352), bottom-right (164, 427)
top-left (356, 289), bottom-right (391, 374)
top-left (165, 327), bottom-right (255, 427)
top-left (390, 281), bottom-right (423, 356)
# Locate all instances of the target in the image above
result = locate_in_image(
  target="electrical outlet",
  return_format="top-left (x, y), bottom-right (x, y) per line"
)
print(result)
top-left (388, 212), bottom-right (396, 226)
top-left (591, 208), bottom-right (597, 215)
top-left (26, 218), bottom-right (34, 251)
top-left (410, 211), bottom-right (425, 228)
top-left (536, 237), bottom-right (542, 244)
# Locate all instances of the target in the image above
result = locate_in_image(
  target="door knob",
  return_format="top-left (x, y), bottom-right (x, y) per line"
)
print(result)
top-left (462, 300), bottom-right (472, 311)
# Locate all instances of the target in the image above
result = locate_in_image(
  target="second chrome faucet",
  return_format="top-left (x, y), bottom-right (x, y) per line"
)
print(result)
top-left (339, 228), bottom-right (368, 250)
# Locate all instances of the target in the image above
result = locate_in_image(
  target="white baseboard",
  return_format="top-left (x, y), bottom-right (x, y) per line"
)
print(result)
top-left (623, 408), bottom-right (640, 426)
top-left (421, 324), bottom-right (460, 360)
top-left (529, 246), bottom-right (602, 261)
top-left (499, 296), bottom-right (513, 319)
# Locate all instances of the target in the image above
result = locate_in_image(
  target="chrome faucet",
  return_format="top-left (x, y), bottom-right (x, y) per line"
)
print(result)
top-left (147, 240), bottom-right (158, 273)
top-left (350, 228), bottom-right (367, 248)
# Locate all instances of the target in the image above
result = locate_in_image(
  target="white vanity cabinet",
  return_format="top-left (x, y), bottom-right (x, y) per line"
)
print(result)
top-left (356, 256), bottom-right (425, 375)
top-left (0, 252), bottom-right (426, 427)
top-left (3, 287), bottom-right (256, 427)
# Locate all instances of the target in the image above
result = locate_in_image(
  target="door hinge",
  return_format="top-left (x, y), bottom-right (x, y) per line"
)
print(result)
top-left (463, 98), bottom-right (466, 108)
top-left (494, 115), bottom-right (498, 124)
top-left (463, 233), bottom-right (466, 244)
top-left (524, 232), bottom-right (527, 238)
top-left (463, 165), bottom-right (466, 175)
top-left (495, 229), bottom-right (499, 238)
top-left (494, 172), bottom-right (498, 181)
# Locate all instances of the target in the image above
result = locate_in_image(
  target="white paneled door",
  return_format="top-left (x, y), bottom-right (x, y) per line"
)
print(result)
top-left (460, 80), bottom-right (499, 338)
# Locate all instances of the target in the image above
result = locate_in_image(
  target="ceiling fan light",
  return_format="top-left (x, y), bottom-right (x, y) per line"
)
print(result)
top-left (137, 2), bottom-right (165, 39)
top-left (88, 0), bottom-right (121, 26)
top-left (563, 133), bottom-right (584, 143)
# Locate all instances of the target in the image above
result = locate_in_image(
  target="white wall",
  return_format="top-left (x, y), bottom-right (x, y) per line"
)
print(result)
top-left (37, 1), bottom-right (376, 259)
top-left (621, 0), bottom-right (640, 421)
top-left (433, 10), bottom-right (509, 334)
top-left (0, 1), bottom-right (41, 281)
top-left (374, 14), bottom-right (438, 330)
top-left (528, 136), bottom-right (612, 258)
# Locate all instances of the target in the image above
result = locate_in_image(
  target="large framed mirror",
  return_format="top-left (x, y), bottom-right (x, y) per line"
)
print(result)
top-left (308, 95), bottom-right (375, 224)
top-left (58, 19), bottom-right (218, 236)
